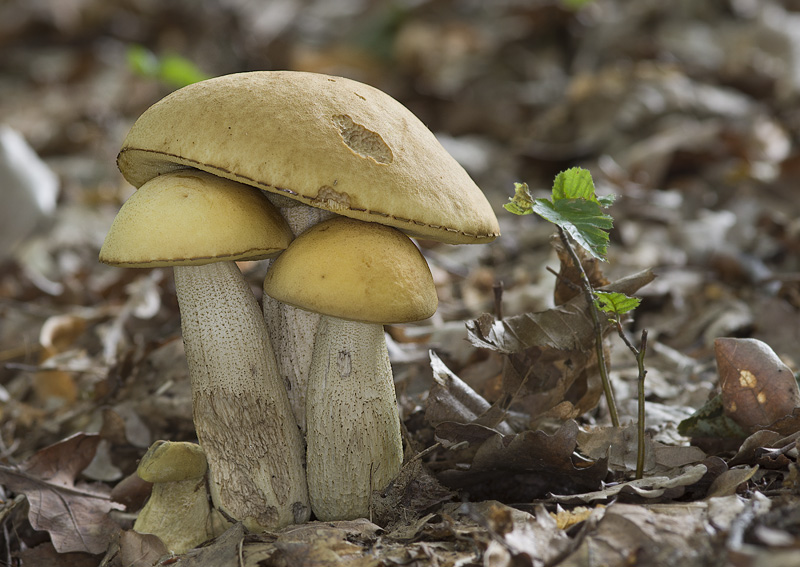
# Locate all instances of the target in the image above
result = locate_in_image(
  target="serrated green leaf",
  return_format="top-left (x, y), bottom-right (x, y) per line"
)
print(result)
top-left (552, 167), bottom-right (596, 201)
top-left (504, 182), bottom-right (535, 215)
top-left (595, 292), bottom-right (641, 315)
top-left (532, 198), bottom-right (613, 260)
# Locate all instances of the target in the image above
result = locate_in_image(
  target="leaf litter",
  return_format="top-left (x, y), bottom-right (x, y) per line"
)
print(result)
top-left (2, 0), bottom-right (800, 565)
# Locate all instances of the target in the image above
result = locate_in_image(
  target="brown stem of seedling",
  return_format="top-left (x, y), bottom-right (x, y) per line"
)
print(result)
top-left (557, 227), bottom-right (620, 427)
top-left (493, 281), bottom-right (504, 321)
top-left (615, 323), bottom-right (648, 479)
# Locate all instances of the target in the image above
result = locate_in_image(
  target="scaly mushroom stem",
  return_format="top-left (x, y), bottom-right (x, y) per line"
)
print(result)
top-left (263, 204), bottom-right (334, 433)
top-left (173, 261), bottom-right (309, 531)
top-left (305, 316), bottom-right (403, 521)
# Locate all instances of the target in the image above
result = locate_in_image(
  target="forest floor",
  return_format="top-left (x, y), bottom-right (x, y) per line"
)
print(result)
top-left (2, 1), bottom-right (800, 566)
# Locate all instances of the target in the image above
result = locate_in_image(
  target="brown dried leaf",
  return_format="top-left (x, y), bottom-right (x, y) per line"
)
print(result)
top-left (706, 465), bottom-right (759, 498)
top-left (425, 351), bottom-right (513, 435)
top-left (118, 530), bottom-right (168, 567)
top-left (434, 420), bottom-right (607, 501)
top-left (371, 459), bottom-right (455, 528)
top-left (576, 424), bottom-right (707, 474)
top-left (13, 543), bottom-right (98, 567)
top-left (475, 501), bottom-right (573, 566)
top-left (0, 433), bottom-right (123, 554)
top-left (466, 270), bottom-right (654, 422)
top-left (716, 337), bottom-right (800, 433)
top-left (552, 235), bottom-right (609, 306)
top-left (425, 351), bottom-right (493, 426)
top-left (549, 464), bottom-right (709, 505)
top-left (559, 502), bottom-right (711, 566)
top-left (170, 522), bottom-right (244, 567)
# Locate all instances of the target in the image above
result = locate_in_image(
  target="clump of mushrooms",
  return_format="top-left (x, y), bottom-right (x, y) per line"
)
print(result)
top-left (111, 71), bottom-right (500, 520)
top-left (100, 170), bottom-right (309, 531)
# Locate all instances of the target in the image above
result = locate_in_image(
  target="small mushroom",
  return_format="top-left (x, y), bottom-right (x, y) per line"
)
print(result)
top-left (133, 440), bottom-right (224, 554)
top-left (263, 217), bottom-right (438, 520)
top-left (100, 170), bottom-right (309, 531)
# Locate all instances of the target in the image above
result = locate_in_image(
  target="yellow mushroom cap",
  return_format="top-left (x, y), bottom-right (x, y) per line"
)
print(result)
top-left (99, 170), bottom-right (292, 267)
top-left (117, 71), bottom-right (499, 245)
top-left (137, 440), bottom-right (208, 483)
top-left (263, 217), bottom-right (437, 324)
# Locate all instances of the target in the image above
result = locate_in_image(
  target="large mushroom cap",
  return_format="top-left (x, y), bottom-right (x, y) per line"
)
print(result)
top-left (100, 170), bottom-right (292, 267)
top-left (117, 71), bottom-right (500, 245)
top-left (263, 217), bottom-right (437, 324)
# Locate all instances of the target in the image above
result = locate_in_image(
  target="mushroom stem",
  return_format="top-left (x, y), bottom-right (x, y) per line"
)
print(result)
top-left (263, 205), bottom-right (334, 433)
top-left (305, 315), bottom-right (404, 521)
top-left (173, 261), bottom-right (309, 531)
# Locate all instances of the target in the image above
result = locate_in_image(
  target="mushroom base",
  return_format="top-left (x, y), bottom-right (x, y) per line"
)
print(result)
top-left (133, 477), bottom-right (220, 554)
top-left (305, 316), bottom-right (404, 521)
top-left (174, 261), bottom-right (310, 531)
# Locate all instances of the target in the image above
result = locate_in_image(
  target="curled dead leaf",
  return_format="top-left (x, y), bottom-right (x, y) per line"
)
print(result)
top-left (715, 338), bottom-right (800, 433)
top-left (0, 433), bottom-right (123, 554)
top-left (465, 270), bottom-right (654, 424)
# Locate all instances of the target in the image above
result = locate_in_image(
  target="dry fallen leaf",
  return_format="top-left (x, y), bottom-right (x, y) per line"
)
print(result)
top-left (716, 337), bottom-right (800, 433)
top-left (434, 420), bottom-right (607, 502)
top-left (466, 270), bottom-right (654, 423)
top-left (118, 530), bottom-right (169, 567)
top-left (551, 235), bottom-right (609, 306)
top-left (0, 433), bottom-right (123, 554)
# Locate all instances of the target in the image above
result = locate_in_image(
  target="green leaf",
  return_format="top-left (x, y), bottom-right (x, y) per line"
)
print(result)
top-left (126, 44), bottom-right (160, 77)
top-left (125, 44), bottom-right (208, 89)
top-left (560, 0), bottom-right (596, 10)
top-left (532, 198), bottom-right (613, 260)
top-left (595, 292), bottom-right (641, 315)
top-left (597, 194), bottom-right (616, 208)
top-left (552, 167), bottom-right (597, 202)
top-left (504, 182), bottom-right (535, 216)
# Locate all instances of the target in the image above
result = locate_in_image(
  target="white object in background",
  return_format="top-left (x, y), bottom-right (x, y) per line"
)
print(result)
top-left (0, 125), bottom-right (59, 261)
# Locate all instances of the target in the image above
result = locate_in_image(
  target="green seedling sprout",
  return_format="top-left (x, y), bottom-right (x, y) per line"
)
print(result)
top-left (506, 167), bottom-right (649, 461)
top-left (506, 167), bottom-right (622, 426)
top-left (596, 292), bottom-right (648, 478)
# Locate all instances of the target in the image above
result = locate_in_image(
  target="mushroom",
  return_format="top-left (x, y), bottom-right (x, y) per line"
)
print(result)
top-left (113, 70), bottom-right (500, 433)
top-left (263, 216), bottom-right (438, 520)
top-left (100, 170), bottom-right (310, 531)
top-left (133, 440), bottom-right (226, 554)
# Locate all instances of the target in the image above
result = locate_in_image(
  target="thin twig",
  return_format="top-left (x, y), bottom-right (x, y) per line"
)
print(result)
top-left (557, 227), bottom-right (619, 427)
top-left (615, 322), bottom-right (649, 478)
top-left (493, 281), bottom-right (504, 321)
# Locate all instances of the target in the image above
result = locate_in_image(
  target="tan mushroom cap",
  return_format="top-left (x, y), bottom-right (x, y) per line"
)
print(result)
top-left (117, 71), bottom-right (500, 245)
top-left (137, 440), bottom-right (208, 483)
top-left (100, 170), bottom-right (292, 267)
top-left (263, 217), bottom-right (437, 324)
